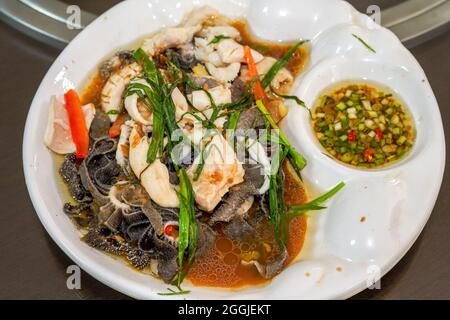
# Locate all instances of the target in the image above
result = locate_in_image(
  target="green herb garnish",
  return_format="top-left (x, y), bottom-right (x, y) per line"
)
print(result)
top-left (158, 287), bottom-right (191, 296)
top-left (208, 34), bottom-right (231, 45)
top-left (256, 100), bottom-right (307, 175)
top-left (270, 85), bottom-right (312, 118)
top-left (268, 143), bottom-right (289, 246)
top-left (352, 33), bottom-right (376, 53)
top-left (261, 40), bottom-right (308, 89)
top-left (175, 168), bottom-right (198, 286)
top-left (106, 107), bottom-right (124, 115)
top-left (287, 182), bottom-right (345, 218)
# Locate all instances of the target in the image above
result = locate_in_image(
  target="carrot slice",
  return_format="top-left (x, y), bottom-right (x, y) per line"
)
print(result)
top-left (108, 113), bottom-right (126, 138)
top-left (243, 46), bottom-right (270, 106)
top-left (64, 89), bottom-right (89, 159)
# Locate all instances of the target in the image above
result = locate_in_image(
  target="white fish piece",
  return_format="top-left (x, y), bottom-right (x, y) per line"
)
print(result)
top-left (141, 26), bottom-right (200, 56)
top-left (191, 85), bottom-right (232, 111)
top-left (255, 57), bottom-right (293, 89)
top-left (115, 120), bottom-right (133, 174)
top-left (205, 62), bottom-right (241, 83)
top-left (129, 125), bottom-right (179, 208)
top-left (101, 62), bottom-right (142, 122)
top-left (216, 39), bottom-right (244, 64)
top-left (188, 132), bottom-right (245, 212)
top-left (181, 5), bottom-right (220, 27)
top-left (124, 79), bottom-right (153, 126)
top-left (195, 35), bottom-right (263, 68)
top-left (198, 26), bottom-right (241, 39)
top-left (194, 37), bottom-right (223, 67)
top-left (44, 96), bottom-right (95, 154)
top-left (216, 39), bottom-right (263, 64)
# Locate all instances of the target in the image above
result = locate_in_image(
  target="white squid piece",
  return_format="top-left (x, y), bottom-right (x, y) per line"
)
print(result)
top-left (124, 79), bottom-right (153, 126)
top-left (190, 85), bottom-right (232, 111)
top-left (205, 62), bottom-right (241, 83)
top-left (101, 62), bottom-right (142, 122)
top-left (216, 39), bottom-right (263, 64)
top-left (141, 26), bottom-right (200, 57)
top-left (44, 96), bottom-right (95, 154)
top-left (255, 57), bottom-right (293, 89)
top-left (171, 87), bottom-right (190, 121)
top-left (187, 133), bottom-right (245, 212)
top-left (129, 125), bottom-right (179, 208)
top-left (194, 36), bottom-right (262, 68)
top-left (115, 120), bottom-right (134, 174)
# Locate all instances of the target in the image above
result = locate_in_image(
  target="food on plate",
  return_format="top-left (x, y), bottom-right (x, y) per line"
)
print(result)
top-left (312, 83), bottom-right (415, 168)
top-left (43, 6), bottom-right (344, 291)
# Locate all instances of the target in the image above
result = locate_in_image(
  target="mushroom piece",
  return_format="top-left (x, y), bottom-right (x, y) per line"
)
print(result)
top-left (60, 153), bottom-right (89, 201)
top-left (44, 96), bottom-right (96, 154)
top-left (129, 125), bottom-right (180, 208)
top-left (242, 250), bottom-right (288, 279)
top-left (99, 50), bottom-right (133, 79)
top-left (187, 132), bottom-right (245, 212)
top-left (78, 137), bottom-right (121, 206)
top-left (84, 226), bottom-right (152, 270)
top-left (101, 62), bottom-right (142, 122)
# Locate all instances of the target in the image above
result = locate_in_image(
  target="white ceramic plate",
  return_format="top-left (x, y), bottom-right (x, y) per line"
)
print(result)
top-left (23, 0), bottom-right (445, 299)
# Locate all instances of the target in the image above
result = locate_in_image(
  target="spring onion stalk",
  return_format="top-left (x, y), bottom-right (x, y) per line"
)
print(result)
top-left (352, 34), bottom-right (376, 53)
top-left (175, 168), bottom-right (198, 286)
top-left (287, 182), bottom-right (345, 219)
top-left (256, 100), bottom-right (307, 174)
top-left (158, 288), bottom-right (191, 296)
top-left (261, 40), bottom-right (308, 89)
top-left (270, 86), bottom-right (312, 118)
top-left (268, 145), bottom-right (289, 246)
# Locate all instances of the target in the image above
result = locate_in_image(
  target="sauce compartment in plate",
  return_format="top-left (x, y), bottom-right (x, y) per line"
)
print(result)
top-left (283, 56), bottom-right (429, 176)
top-left (311, 81), bottom-right (416, 169)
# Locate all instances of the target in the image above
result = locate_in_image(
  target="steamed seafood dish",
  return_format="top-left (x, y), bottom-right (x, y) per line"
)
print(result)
top-left (43, 7), bottom-right (343, 290)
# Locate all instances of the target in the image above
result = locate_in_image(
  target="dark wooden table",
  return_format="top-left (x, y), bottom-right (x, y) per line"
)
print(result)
top-left (0, 0), bottom-right (448, 300)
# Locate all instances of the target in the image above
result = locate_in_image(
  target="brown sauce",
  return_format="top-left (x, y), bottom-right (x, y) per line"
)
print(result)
top-left (79, 20), bottom-right (310, 289)
top-left (231, 20), bottom-right (309, 77)
top-left (188, 161), bottom-right (307, 288)
top-left (81, 72), bottom-right (105, 106)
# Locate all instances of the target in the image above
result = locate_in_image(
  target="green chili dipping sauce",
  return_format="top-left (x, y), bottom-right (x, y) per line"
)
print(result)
top-left (312, 83), bottom-right (415, 168)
